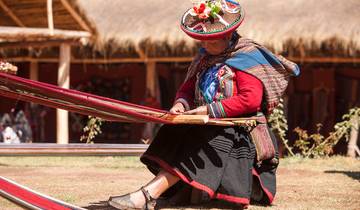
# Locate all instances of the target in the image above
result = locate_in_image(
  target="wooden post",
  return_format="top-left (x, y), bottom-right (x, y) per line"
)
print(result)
top-left (146, 61), bottom-right (157, 97)
top-left (47, 0), bottom-right (54, 35)
top-left (56, 44), bottom-right (70, 144)
top-left (29, 61), bottom-right (38, 108)
top-left (29, 61), bottom-right (38, 81)
top-left (347, 116), bottom-right (360, 158)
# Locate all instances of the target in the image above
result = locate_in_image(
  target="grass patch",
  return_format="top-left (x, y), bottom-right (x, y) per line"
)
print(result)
top-left (0, 156), bottom-right (359, 210)
top-left (0, 156), bottom-right (143, 169)
top-left (279, 155), bottom-right (360, 171)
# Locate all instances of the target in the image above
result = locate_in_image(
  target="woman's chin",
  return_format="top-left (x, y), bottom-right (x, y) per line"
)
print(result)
top-left (206, 50), bottom-right (223, 55)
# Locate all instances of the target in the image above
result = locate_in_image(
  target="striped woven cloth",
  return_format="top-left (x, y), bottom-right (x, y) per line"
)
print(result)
top-left (225, 38), bottom-right (300, 113)
top-left (186, 33), bottom-right (300, 114)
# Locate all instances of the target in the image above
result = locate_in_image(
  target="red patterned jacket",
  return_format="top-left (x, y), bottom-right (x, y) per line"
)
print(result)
top-left (174, 65), bottom-right (263, 118)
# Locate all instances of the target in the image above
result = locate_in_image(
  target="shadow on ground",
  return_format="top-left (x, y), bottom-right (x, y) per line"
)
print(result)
top-left (83, 201), bottom-right (118, 210)
top-left (324, 170), bottom-right (360, 181)
top-left (83, 200), bottom-right (243, 210)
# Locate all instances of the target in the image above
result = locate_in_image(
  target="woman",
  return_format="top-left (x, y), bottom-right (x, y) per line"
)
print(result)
top-left (109, 0), bottom-right (299, 209)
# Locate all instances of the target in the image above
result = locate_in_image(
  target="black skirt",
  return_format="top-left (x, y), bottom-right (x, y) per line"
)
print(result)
top-left (140, 124), bottom-right (278, 207)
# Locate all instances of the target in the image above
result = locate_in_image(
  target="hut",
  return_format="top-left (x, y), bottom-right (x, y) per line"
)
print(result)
top-left (0, 0), bottom-right (94, 144)
top-left (1, 0), bottom-right (360, 146)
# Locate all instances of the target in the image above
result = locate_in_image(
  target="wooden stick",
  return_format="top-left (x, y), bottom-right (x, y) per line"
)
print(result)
top-left (0, 0), bottom-right (25, 27)
top-left (0, 27), bottom-right (91, 41)
top-left (47, 0), bottom-right (54, 35)
top-left (0, 40), bottom-right (84, 49)
top-left (60, 0), bottom-right (92, 32)
top-left (161, 114), bottom-right (209, 124)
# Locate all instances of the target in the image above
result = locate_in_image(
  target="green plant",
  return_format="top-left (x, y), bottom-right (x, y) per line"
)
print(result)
top-left (293, 107), bottom-right (360, 158)
top-left (80, 116), bottom-right (103, 144)
top-left (268, 99), bottom-right (295, 156)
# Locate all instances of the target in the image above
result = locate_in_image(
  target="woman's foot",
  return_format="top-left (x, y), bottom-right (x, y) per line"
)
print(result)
top-left (108, 187), bottom-right (156, 210)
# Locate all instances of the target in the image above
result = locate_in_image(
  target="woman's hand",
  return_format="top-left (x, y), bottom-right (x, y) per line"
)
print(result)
top-left (170, 102), bottom-right (185, 114)
top-left (184, 105), bottom-right (208, 115)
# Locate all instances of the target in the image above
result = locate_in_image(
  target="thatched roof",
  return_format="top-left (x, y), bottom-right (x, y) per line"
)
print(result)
top-left (0, 0), bottom-right (95, 32)
top-left (0, 0), bottom-right (95, 58)
top-left (76, 0), bottom-right (360, 57)
top-left (75, 0), bottom-right (195, 57)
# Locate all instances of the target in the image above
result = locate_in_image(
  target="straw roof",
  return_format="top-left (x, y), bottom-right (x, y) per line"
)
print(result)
top-left (75, 0), bottom-right (195, 57)
top-left (239, 0), bottom-right (360, 57)
top-left (75, 0), bottom-right (360, 57)
top-left (0, 0), bottom-right (94, 31)
top-left (0, 0), bottom-right (95, 58)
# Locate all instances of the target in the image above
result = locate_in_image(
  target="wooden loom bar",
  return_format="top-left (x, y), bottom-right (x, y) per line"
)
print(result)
top-left (0, 72), bottom-right (209, 125)
top-left (0, 72), bottom-right (260, 127)
top-left (0, 82), bottom-right (211, 125)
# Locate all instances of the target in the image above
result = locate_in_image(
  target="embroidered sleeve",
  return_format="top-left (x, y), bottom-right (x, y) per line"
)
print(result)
top-left (174, 76), bottom-right (196, 111)
top-left (208, 70), bottom-right (263, 118)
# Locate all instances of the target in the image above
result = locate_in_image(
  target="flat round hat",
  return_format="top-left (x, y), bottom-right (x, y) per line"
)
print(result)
top-left (181, 0), bottom-right (245, 40)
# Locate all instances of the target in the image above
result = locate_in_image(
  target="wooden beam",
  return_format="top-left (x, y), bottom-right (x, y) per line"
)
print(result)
top-left (47, 0), bottom-right (54, 35)
top-left (0, 40), bottom-right (82, 49)
top-left (0, 0), bottom-right (25, 27)
top-left (60, 0), bottom-right (92, 32)
top-left (0, 143), bottom-right (148, 156)
top-left (4, 57), bottom-right (193, 63)
top-left (4, 56), bottom-right (360, 64)
top-left (56, 43), bottom-right (71, 144)
top-left (0, 26), bottom-right (91, 42)
top-left (288, 56), bottom-right (360, 63)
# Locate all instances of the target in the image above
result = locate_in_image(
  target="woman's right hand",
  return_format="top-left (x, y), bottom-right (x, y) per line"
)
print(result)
top-left (169, 102), bottom-right (185, 114)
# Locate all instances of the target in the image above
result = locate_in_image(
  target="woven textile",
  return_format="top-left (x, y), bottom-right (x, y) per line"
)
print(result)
top-left (186, 33), bottom-right (300, 114)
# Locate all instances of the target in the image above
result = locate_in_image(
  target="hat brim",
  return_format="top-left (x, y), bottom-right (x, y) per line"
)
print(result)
top-left (180, 7), bottom-right (245, 40)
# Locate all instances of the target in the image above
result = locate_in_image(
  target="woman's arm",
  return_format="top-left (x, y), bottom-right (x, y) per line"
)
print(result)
top-left (172, 76), bottom-right (196, 111)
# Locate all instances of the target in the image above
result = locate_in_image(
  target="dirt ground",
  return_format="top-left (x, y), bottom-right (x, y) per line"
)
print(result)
top-left (0, 156), bottom-right (359, 210)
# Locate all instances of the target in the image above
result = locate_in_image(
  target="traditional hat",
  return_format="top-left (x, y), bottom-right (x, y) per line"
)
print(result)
top-left (181, 0), bottom-right (244, 40)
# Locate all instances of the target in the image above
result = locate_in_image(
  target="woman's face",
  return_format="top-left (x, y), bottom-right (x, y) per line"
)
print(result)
top-left (200, 37), bottom-right (231, 55)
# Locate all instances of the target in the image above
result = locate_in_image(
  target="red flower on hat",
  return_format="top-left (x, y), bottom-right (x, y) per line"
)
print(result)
top-left (194, 3), bottom-right (206, 14)
top-left (190, 2), bottom-right (210, 19)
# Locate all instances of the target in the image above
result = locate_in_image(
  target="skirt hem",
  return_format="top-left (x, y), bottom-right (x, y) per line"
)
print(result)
top-left (142, 154), bottom-right (251, 205)
top-left (252, 168), bottom-right (274, 204)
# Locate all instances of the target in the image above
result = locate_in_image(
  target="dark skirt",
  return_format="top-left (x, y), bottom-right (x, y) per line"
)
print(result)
top-left (140, 124), bottom-right (278, 207)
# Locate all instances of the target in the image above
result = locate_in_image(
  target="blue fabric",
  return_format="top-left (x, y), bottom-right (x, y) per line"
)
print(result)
top-left (199, 47), bottom-right (206, 55)
top-left (199, 65), bottom-right (222, 104)
top-left (225, 0), bottom-right (240, 6)
top-left (225, 48), bottom-right (300, 76)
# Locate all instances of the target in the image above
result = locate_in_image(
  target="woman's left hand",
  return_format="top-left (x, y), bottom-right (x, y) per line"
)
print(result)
top-left (183, 105), bottom-right (208, 115)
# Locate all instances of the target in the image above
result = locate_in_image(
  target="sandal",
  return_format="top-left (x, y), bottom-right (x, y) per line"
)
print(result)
top-left (108, 187), bottom-right (156, 210)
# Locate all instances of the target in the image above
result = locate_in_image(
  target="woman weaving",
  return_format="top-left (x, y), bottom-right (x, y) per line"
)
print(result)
top-left (109, 0), bottom-right (300, 209)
